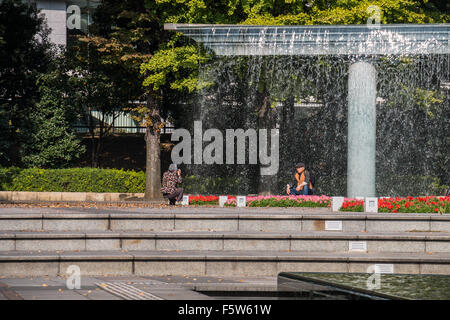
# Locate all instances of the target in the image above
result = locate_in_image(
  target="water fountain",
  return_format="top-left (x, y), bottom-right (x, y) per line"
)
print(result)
top-left (165, 24), bottom-right (449, 197)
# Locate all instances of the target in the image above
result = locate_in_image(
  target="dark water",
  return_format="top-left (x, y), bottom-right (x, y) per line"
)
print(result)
top-left (280, 272), bottom-right (450, 300)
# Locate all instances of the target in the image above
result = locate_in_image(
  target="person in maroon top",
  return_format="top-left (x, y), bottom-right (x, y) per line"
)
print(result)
top-left (161, 164), bottom-right (183, 205)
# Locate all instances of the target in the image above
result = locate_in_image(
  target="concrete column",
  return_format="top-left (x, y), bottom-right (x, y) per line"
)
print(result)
top-left (347, 61), bottom-right (377, 197)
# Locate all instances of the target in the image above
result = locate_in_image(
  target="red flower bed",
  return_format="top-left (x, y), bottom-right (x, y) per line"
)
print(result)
top-left (340, 196), bottom-right (450, 213)
top-left (340, 199), bottom-right (364, 212)
top-left (189, 195), bottom-right (219, 205)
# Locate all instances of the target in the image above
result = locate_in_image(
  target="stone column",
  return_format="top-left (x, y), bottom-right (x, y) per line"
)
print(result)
top-left (347, 61), bottom-right (377, 197)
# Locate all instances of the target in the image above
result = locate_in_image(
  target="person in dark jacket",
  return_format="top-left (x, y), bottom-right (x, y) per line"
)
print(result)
top-left (161, 164), bottom-right (183, 205)
top-left (286, 163), bottom-right (313, 195)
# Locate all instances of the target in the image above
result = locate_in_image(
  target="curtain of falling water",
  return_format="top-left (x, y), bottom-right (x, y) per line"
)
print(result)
top-left (179, 50), bottom-right (449, 196)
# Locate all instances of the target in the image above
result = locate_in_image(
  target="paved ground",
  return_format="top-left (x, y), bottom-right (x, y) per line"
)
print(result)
top-left (0, 275), bottom-right (277, 300)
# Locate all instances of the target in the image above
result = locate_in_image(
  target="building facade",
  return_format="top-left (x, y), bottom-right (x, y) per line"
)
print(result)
top-left (32, 0), bottom-right (100, 45)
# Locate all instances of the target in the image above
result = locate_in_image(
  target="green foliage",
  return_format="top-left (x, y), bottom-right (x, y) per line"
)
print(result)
top-left (0, 167), bottom-right (21, 191)
top-left (20, 58), bottom-right (86, 168)
top-left (141, 45), bottom-right (210, 92)
top-left (0, 168), bottom-right (244, 194)
top-left (0, 0), bottom-right (53, 166)
top-left (140, 0), bottom-right (449, 99)
top-left (241, 0), bottom-right (448, 25)
top-left (1, 168), bottom-right (146, 193)
top-left (412, 88), bottom-right (445, 118)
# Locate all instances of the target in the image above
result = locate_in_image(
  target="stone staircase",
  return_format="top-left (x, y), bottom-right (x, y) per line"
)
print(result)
top-left (0, 207), bottom-right (449, 277)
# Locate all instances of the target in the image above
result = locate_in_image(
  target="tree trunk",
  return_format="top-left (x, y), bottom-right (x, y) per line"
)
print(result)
top-left (93, 113), bottom-right (105, 168)
top-left (144, 94), bottom-right (164, 200)
top-left (94, 124), bottom-right (103, 168)
top-left (87, 107), bottom-right (98, 168)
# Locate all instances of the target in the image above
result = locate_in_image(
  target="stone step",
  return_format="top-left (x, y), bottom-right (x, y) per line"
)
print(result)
top-left (1, 231), bottom-right (449, 253)
top-left (1, 250), bottom-right (449, 277)
top-left (0, 208), bottom-right (449, 233)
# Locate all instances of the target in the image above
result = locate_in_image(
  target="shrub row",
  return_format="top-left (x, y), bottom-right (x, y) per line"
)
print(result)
top-left (0, 167), bottom-right (145, 193)
top-left (0, 168), bottom-right (242, 194)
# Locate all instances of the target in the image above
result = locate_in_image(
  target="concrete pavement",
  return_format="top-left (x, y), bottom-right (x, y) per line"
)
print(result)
top-left (0, 275), bottom-right (277, 300)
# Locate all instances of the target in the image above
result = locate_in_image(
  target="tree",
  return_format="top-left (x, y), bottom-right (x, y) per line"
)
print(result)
top-left (21, 56), bottom-right (86, 168)
top-left (69, 22), bottom-right (149, 168)
top-left (0, 0), bottom-right (53, 166)
top-left (77, 0), bottom-right (168, 199)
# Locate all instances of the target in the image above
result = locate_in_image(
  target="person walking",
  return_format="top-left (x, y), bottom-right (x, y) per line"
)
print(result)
top-left (161, 164), bottom-right (184, 205)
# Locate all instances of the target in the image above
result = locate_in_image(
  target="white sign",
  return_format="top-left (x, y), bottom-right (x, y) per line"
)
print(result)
top-left (236, 196), bottom-right (246, 208)
top-left (325, 220), bottom-right (342, 231)
top-left (181, 195), bottom-right (189, 206)
top-left (349, 241), bottom-right (367, 252)
top-left (374, 264), bottom-right (394, 274)
top-left (365, 197), bottom-right (378, 213)
top-left (219, 196), bottom-right (228, 207)
top-left (331, 197), bottom-right (345, 212)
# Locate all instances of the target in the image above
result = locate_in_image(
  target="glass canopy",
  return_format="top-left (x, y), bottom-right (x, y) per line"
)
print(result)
top-left (164, 23), bottom-right (450, 55)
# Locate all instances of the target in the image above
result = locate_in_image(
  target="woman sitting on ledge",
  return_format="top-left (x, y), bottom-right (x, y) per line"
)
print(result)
top-left (286, 162), bottom-right (313, 196)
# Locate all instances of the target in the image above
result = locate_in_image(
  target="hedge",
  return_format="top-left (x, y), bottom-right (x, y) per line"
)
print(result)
top-left (0, 167), bottom-right (145, 193)
top-left (0, 168), bottom-right (242, 194)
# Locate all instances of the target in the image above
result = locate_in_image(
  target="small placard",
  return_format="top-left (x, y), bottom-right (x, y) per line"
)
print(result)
top-left (181, 195), bottom-right (189, 206)
top-left (236, 196), bottom-right (246, 208)
top-left (365, 197), bottom-right (378, 213)
top-left (331, 197), bottom-right (345, 212)
top-left (219, 196), bottom-right (228, 207)
top-left (325, 220), bottom-right (342, 231)
top-left (349, 241), bottom-right (367, 252)
top-left (374, 264), bottom-right (394, 274)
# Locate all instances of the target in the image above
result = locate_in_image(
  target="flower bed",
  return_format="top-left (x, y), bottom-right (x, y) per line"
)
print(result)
top-left (189, 195), bottom-right (220, 205)
top-left (225, 195), bottom-right (331, 208)
top-left (185, 195), bottom-right (450, 213)
top-left (340, 196), bottom-right (450, 213)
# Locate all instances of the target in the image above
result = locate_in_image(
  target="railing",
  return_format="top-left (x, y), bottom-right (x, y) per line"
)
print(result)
top-left (72, 125), bottom-right (175, 134)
